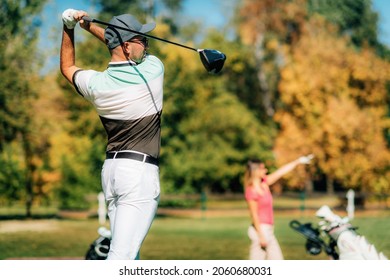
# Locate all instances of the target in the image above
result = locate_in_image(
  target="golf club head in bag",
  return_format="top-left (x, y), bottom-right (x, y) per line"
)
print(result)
top-left (85, 227), bottom-right (111, 260)
top-left (85, 236), bottom-right (111, 260)
top-left (198, 49), bottom-right (226, 74)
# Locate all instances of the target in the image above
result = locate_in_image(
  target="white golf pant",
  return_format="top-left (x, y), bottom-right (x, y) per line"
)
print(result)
top-left (101, 155), bottom-right (160, 260)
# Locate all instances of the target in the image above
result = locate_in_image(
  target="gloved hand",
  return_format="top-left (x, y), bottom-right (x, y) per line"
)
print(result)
top-left (298, 154), bottom-right (314, 164)
top-left (62, 9), bottom-right (78, 29)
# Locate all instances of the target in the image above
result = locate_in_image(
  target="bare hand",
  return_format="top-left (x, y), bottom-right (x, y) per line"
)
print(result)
top-left (74, 10), bottom-right (90, 30)
top-left (259, 237), bottom-right (267, 250)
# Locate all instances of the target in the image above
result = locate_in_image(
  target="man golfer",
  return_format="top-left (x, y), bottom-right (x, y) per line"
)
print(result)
top-left (60, 9), bottom-right (164, 260)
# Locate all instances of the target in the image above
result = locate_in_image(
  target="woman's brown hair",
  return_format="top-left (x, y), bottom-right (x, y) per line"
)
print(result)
top-left (243, 159), bottom-right (263, 190)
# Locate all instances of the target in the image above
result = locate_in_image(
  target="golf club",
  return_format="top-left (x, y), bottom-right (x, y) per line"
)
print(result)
top-left (82, 16), bottom-right (226, 74)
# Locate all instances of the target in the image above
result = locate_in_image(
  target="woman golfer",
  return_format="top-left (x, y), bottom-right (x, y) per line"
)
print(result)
top-left (244, 154), bottom-right (313, 260)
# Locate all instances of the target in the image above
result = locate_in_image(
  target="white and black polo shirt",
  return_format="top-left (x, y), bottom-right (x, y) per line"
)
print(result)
top-left (73, 55), bottom-right (164, 158)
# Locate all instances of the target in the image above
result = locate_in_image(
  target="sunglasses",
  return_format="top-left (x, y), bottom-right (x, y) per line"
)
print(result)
top-left (128, 37), bottom-right (149, 48)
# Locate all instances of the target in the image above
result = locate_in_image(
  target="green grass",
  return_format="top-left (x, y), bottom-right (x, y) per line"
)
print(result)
top-left (0, 220), bottom-right (99, 259)
top-left (1, 210), bottom-right (389, 260)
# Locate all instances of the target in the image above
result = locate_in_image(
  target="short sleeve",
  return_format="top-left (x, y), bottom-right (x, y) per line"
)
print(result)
top-left (245, 187), bottom-right (258, 201)
top-left (73, 69), bottom-right (98, 100)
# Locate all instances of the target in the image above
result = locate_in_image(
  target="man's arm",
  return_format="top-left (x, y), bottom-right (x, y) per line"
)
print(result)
top-left (80, 20), bottom-right (106, 43)
top-left (60, 9), bottom-right (89, 85)
top-left (60, 10), bottom-right (105, 85)
top-left (60, 26), bottom-right (80, 84)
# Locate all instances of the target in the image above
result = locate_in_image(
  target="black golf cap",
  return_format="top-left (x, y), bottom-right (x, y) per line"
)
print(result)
top-left (104, 14), bottom-right (156, 49)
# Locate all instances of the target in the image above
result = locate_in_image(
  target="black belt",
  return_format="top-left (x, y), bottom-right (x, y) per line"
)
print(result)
top-left (106, 151), bottom-right (159, 166)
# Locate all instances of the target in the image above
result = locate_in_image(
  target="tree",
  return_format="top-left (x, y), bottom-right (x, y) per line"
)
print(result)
top-left (0, 0), bottom-right (47, 216)
top-left (237, 0), bottom-right (308, 117)
top-left (0, 144), bottom-right (25, 205)
top-left (307, 0), bottom-right (390, 153)
top-left (308, 0), bottom-right (380, 49)
top-left (274, 17), bottom-right (390, 194)
top-left (49, 131), bottom-right (103, 210)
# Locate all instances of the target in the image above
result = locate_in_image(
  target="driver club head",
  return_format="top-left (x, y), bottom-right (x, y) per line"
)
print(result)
top-left (198, 49), bottom-right (226, 74)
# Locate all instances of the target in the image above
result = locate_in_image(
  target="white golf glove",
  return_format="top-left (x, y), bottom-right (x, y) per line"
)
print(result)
top-left (298, 154), bottom-right (314, 164)
top-left (62, 9), bottom-right (78, 29)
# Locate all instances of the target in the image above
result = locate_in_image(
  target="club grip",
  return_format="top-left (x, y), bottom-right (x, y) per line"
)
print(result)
top-left (82, 16), bottom-right (93, 23)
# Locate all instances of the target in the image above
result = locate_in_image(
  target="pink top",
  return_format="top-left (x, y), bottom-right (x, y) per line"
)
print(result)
top-left (245, 183), bottom-right (274, 225)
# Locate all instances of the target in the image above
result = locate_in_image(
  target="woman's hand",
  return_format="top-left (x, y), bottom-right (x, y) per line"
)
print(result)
top-left (259, 234), bottom-right (267, 249)
top-left (298, 154), bottom-right (314, 164)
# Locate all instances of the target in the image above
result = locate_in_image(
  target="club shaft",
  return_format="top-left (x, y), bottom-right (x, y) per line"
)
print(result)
top-left (84, 17), bottom-right (198, 52)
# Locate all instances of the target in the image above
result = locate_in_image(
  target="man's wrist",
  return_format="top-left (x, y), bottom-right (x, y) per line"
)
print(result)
top-left (63, 25), bottom-right (75, 35)
top-left (64, 24), bottom-right (74, 31)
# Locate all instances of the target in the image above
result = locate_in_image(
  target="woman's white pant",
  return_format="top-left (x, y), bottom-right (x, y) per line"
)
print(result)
top-left (101, 158), bottom-right (160, 260)
top-left (248, 224), bottom-right (284, 260)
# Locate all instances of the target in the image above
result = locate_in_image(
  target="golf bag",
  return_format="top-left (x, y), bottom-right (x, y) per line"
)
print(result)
top-left (290, 205), bottom-right (388, 260)
top-left (85, 227), bottom-right (111, 260)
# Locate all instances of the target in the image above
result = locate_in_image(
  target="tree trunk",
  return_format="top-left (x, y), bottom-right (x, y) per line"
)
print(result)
top-left (254, 34), bottom-right (274, 117)
top-left (305, 178), bottom-right (314, 195)
top-left (326, 176), bottom-right (334, 195)
top-left (22, 132), bottom-right (34, 219)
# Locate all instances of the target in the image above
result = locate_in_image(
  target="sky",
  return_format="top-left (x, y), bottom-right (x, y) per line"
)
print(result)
top-left (40, 0), bottom-right (390, 74)
top-left (373, 0), bottom-right (390, 46)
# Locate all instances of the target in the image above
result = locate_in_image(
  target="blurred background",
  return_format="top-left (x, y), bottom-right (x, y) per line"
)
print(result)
top-left (0, 0), bottom-right (389, 260)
